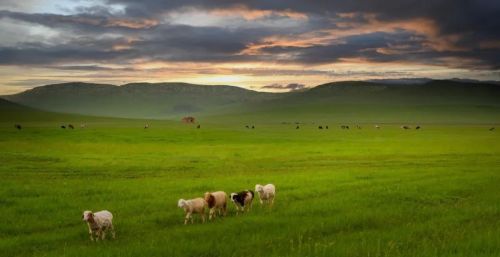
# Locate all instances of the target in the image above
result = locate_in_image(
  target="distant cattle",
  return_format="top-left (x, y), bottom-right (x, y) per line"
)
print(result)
top-left (401, 125), bottom-right (410, 130)
top-left (318, 126), bottom-right (323, 129)
top-left (296, 125), bottom-right (300, 129)
top-left (197, 124), bottom-right (201, 129)
top-left (61, 125), bottom-right (66, 129)
top-left (416, 125), bottom-right (421, 130)
top-left (490, 127), bottom-right (495, 131)
top-left (341, 125), bottom-right (350, 129)
top-left (251, 125), bottom-right (255, 129)
top-left (68, 124), bottom-right (74, 129)
top-left (14, 124), bottom-right (22, 130)
top-left (326, 126), bottom-right (329, 129)
top-left (182, 116), bottom-right (195, 124)
top-left (245, 125), bottom-right (249, 129)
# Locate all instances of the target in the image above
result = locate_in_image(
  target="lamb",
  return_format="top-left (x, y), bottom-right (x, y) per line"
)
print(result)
top-left (230, 190), bottom-right (254, 214)
top-left (177, 198), bottom-right (207, 224)
top-left (82, 210), bottom-right (115, 241)
top-left (204, 191), bottom-right (227, 220)
top-left (255, 184), bottom-right (276, 206)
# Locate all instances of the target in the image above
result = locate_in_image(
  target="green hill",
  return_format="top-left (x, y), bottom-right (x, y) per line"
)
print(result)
top-left (2, 82), bottom-right (280, 119)
top-left (2, 80), bottom-right (500, 123)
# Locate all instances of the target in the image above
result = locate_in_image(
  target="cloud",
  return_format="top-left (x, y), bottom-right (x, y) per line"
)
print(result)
top-left (262, 83), bottom-right (306, 91)
top-left (0, 0), bottom-right (499, 94)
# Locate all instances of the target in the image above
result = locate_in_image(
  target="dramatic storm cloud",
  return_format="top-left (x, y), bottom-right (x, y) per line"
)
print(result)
top-left (0, 0), bottom-right (499, 93)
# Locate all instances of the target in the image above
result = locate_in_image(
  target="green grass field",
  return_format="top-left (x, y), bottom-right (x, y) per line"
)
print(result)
top-left (1, 117), bottom-right (499, 257)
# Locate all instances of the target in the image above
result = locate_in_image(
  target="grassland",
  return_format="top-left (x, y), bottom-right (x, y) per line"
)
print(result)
top-left (1, 113), bottom-right (499, 257)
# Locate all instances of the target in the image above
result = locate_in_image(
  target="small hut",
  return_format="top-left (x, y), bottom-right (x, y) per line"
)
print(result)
top-left (182, 116), bottom-right (196, 124)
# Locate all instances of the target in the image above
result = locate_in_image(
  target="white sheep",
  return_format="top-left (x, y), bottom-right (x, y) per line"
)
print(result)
top-left (255, 184), bottom-right (276, 206)
top-left (82, 210), bottom-right (115, 241)
top-left (177, 198), bottom-right (207, 224)
top-left (204, 191), bottom-right (227, 220)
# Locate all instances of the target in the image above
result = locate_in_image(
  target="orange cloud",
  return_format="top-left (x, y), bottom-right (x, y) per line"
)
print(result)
top-left (105, 18), bottom-right (159, 29)
top-left (210, 5), bottom-right (307, 21)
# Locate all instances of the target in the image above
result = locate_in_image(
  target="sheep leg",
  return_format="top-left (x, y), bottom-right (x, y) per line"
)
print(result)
top-left (95, 229), bottom-right (101, 241)
top-left (110, 224), bottom-right (116, 239)
top-left (223, 203), bottom-right (227, 216)
top-left (101, 229), bottom-right (106, 240)
top-left (89, 231), bottom-right (94, 241)
top-left (209, 209), bottom-right (215, 220)
top-left (184, 212), bottom-right (191, 225)
top-left (201, 212), bottom-right (205, 223)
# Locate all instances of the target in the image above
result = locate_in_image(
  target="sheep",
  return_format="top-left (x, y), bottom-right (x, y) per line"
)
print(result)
top-left (489, 127), bottom-right (495, 131)
top-left (144, 124), bottom-right (149, 129)
top-left (204, 191), bottom-right (227, 220)
top-left (80, 123), bottom-right (86, 128)
top-left (296, 125), bottom-right (300, 129)
top-left (177, 198), bottom-right (207, 224)
top-left (416, 125), bottom-right (421, 130)
top-left (318, 126), bottom-right (323, 129)
top-left (401, 125), bottom-right (410, 130)
top-left (82, 210), bottom-right (115, 241)
top-left (230, 190), bottom-right (254, 214)
top-left (251, 125), bottom-right (255, 129)
top-left (197, 124), bottom-right (201, 129)
top-left (14, 124), bottom-right (22, 130)
top-left (375, 125), bottom-right (380, 129)
top-left (255, 184), bottom-right (276, 206)
top-left (68, 124), bottom-right (74, 129)
top-left (326, 126), bottom-right (329, 129)
top-left (61, 125), bottom-right (66, 129)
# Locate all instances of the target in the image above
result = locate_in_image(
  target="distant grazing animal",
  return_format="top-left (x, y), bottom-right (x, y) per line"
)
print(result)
top-left (245, 125), bottom-right (249, 129)
top-left (197, 124), bottom-right (201, 129)
top-left (68, 124), bottom-right (74, 129)
top-left (490, 127), bottom-right (495, 131)
top-left (80, 124), bottom-right (86, 128)
top-left (255, 184), bottom-right (276, 206)
top-left (61, 125), bottom-right (66, 129)
top-left (144, 124), bottom-right (149, 129)
top-left (14, 124), bottom-right (22, 130)
top-left (416, 125), bottom-right (421, 130)
top-left (182, 116), bottom-right (196, 124)
top-left (375, 125), bottom-right (380, 129)
top-left (401, 125), bottom-right (410, 130)
top-left (326, 126), bottom-right (329, 129)
top-left (82, 210), bottom-right (115, 241)
top-left (296, 125), bottom-right (300, 129)
top-left (341, 125), bottom-right (350, 129)
top-left (318, 126), bottom-right (323, 129)
top-left (230, 190), bottom-right (254, 214)
top-left (251, 125), bottom-right (255, 129)
top-left (204, 191), bottom-right (227, 220)
top-left (178, 198), bottom-right (207, 224)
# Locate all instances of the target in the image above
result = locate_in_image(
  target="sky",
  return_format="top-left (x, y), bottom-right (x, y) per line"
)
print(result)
top-left (0, 0), bottom-right (499, 94)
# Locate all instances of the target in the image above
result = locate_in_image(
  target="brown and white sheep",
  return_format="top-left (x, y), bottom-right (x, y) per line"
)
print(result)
top-left (255, 184), bottom-right (276, 206)
top-left (82, 210), bottom-right (115, 241)
top-left (177, 198), bottom-right (207, 224)
top-left (204, 191), bottom-right (227, 220)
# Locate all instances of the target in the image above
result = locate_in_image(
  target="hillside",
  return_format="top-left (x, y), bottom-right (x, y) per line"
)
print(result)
top-left (3, 82), bottom-right (281, 119)
top-left (2, 80), bottom-right (500, 123)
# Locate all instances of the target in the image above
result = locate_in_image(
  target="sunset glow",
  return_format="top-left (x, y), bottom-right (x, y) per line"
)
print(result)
top-left (0, 0), bottom-right (499, 94)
